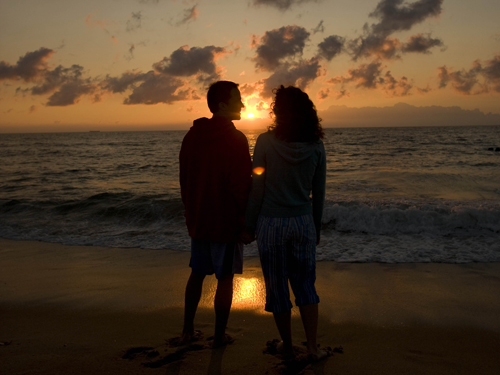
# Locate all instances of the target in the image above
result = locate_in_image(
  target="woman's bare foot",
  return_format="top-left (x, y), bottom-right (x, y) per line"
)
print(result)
top-left (308, 347), bottom-right (331, 362)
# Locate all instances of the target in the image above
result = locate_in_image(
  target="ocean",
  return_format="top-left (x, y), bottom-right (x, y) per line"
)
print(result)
top-left (1, 126), bottom-right (499, 263)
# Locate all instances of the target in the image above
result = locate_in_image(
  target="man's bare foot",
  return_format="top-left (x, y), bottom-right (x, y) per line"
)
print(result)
top-left (169, 330), bottom-right (203, 347)
top-left (209, 333), bottom-right (234, 348)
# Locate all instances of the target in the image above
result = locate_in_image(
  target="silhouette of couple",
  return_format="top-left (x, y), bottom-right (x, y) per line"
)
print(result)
top-left (179, 80), bottom-right (327, 361)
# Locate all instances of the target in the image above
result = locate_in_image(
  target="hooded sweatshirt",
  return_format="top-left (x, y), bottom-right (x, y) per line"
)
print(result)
top-left (245, 131), bottom-right (326, 236)
top-left (179, 116), bottom-right (252, 242)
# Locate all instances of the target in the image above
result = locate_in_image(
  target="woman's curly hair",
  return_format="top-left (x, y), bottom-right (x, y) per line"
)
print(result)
top-left (268, 85), bottom-right (324, 142)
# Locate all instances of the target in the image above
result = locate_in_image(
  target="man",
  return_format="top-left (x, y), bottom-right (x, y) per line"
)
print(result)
top-left (179, 81), bottom-right (252, 347)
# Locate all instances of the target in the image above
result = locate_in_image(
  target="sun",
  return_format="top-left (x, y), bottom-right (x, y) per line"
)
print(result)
top-left (247, 113), bottom-right (255, 118)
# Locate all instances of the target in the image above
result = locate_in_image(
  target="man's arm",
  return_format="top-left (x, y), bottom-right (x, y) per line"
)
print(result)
top-left (226, 133), bottom-right (253, 234)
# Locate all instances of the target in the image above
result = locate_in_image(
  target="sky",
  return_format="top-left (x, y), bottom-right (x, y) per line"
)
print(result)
top-left (1, 0), bottom-right (499, 132)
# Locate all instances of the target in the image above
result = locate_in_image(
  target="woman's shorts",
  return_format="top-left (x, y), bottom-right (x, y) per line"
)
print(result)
top-left (256, 214), bottom-right (319, 313)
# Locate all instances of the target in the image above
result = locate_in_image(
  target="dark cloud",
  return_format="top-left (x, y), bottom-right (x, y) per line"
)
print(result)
top-left (4, 45), bottom-right (226, 107)
top-left (348, 0), bottom-right (444, 60)
top-left (124, 71), bottom-right (198, 105)
top-left (126, 44), bottom-right (136, 61)
top-left (239, 83), bottom-right (259, 96)
top-left (369, 0), bottom-right (443, 36)
top-left (261, 57), bottom-right (322, 97)
top-left (336, 90), bottom-right (349, 99)
top-left (126, 11), bottom-right (142, 32)
top-left (312, 20), bottom-right (324, 34)
top-left (252, 25), bottom-right (310, 71)
top-left (482, 54), bottom-right (500, 92)
top-left (402, 33), bottom-right (444, 54)
top-left (317, 35), bottom-right (345, 61)
top-left (330, 60), bottom-right (413, 96)
top-left (251, 0), bottom-right (320, 11)
top-left (31, 64), bottom-right (85, 95)
top-left (317, 88), bottom-right (330, 99)
top-left (382, 71), bottom-right (413, 96)
top-left (0, 48), bottom-right (53, 82)
top-left (46, 81), bottom-right (97, 106)
top-left (332, 61), bottom-right (385, 89)
top-left (153, 45), bottom-right (229, 82)
top-left (348, 33), bottom-right (402, 61)
top-left (439, 54), bottom-right (500, 95)
top-left (176, 5), bottom-right (198, 26)
top-left (101, 71), bottom-right (148, 93)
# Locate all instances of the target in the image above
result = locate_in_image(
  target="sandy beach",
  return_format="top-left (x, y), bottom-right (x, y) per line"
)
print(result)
top-left (1, 237), bottom-right (499, 374)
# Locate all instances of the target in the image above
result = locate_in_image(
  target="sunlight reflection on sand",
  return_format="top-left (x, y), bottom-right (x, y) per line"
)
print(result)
top-left (199, 275), bottom-right (267, 313)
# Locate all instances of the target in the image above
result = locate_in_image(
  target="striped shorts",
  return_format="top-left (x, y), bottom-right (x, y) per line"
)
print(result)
top-left (256, 214), bottom-right (320, 313)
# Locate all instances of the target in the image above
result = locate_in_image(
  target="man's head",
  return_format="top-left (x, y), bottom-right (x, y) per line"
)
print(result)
top-left (207, 81), bottom-right (244, 121)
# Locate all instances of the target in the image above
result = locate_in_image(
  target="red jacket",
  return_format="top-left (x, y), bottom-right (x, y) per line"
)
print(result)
top-left (179, 117), bottom-right (252, 242)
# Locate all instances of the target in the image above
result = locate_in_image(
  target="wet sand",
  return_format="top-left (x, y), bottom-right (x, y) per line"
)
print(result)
top-left (1, 238), bottom-right (499, 374)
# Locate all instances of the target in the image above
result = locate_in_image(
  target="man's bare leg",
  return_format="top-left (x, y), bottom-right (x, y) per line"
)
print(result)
top-left (273, 310), bottom-right (295, 359)
top-left (213, 274), bottom-right (234, 347)
top-left (182, 271), bottom-right (206, 342)
top-left (299, 303), bottom-right (327, 359)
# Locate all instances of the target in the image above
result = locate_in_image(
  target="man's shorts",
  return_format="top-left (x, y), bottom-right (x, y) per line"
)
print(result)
top-left (256, 214), bottom-right (320, 313)
top-left (189, 238), bottom-right (243, 279)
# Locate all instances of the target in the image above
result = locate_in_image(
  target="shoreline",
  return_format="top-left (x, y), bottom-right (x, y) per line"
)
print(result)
top-left (1, 238), bottom-right (499, 374)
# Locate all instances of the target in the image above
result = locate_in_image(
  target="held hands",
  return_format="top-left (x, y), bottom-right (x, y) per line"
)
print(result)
top-left (239, 230), bottom-right (255, 245)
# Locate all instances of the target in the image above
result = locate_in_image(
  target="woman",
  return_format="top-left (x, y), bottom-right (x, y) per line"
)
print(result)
top-left (245, 85), bottom-right (327, 360)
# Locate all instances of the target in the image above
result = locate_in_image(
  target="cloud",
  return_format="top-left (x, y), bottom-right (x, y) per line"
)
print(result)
top-left (153, 45), bottom-right (230, 83)
top-left (336, 90), bottom-right (349, 99)
top-left (126, 11), bottom-right (142, 32)
top-left (401, 33), bottom-right (444, 54)
top-left (256, 101), bottom-right (267, 111)
top-left (438, 63), bottom-right (482, 95)
top-left (312, 20), bottom-right (324, 34)
top-left (369, 0), bottom-right (443, 36)
top-left (382, 71), bottom-right (413, 96)
top-left (138, 0), bottom-right (159, 3)
top-left (251, 0), bottom-right (320, 11)
top-left (261, 57), bottom-right (322, 97)
top-left (330, 60), bottom-right (413, 96)
top-left (331, 61), bottom-right (385, 89)
top-left (0, 48), bottom-right (54, 82)
top-left (29, 105), bottom-right (37, 113)
top-left (239, 82), bottom-right (260, 96)
top-left (317, 35), bottom-right (345, 61)
top-left (30, 64), bottom-right (85, 95)
top-left (438, 54), bottom-right (500, 95)
top-left (348, 0), bottom-right (444, 60)
top-left (176, 4), bottom-right (199, 26)
top-left (124, 71), bottom-right (198, 105)
top-left (126, 44), bottom-right (136, 61)
top-left (15, 62), bottom-right (100, 107)
top-left (46, 81), bottom-right (97, 106)
top-left (317, 88), bottom-right (330, 100)
top-left (251, 25), bottom-right (310, 71)
top-left (101, 71), bottom-right (148, 93)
